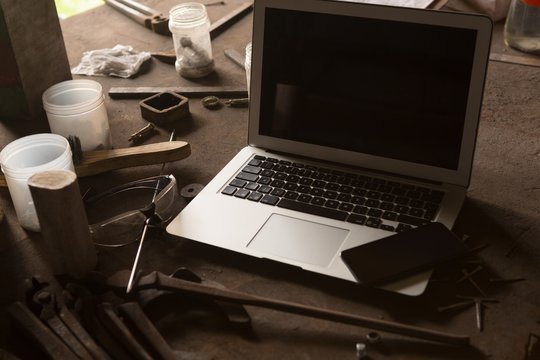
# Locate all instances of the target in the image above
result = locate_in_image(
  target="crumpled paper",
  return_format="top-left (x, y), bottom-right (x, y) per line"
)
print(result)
top-left (71, 45), bottom-right (151, 78)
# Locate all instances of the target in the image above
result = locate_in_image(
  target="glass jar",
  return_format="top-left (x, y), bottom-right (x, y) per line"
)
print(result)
top-left (504, 0), bottom-right (540, 54)
top-left (168, 3), bottom-right (215, 78)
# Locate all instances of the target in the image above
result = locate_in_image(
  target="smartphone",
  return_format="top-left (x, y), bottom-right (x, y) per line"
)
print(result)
top-left (340, 222), bottom-right (465, 285)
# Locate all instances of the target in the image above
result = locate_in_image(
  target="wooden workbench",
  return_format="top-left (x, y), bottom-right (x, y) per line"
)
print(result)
top-left (0, 1), bottom-right (539, 358)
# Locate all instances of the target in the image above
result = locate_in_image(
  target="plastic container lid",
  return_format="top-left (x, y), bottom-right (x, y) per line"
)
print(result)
top-left (0, 133), bottom-right (73, 179)
top-left (42, 79), bottom-right (104, 116)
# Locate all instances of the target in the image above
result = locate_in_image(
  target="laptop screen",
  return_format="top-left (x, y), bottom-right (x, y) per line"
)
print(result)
top-left (257, 7), bottom-right (477, 171)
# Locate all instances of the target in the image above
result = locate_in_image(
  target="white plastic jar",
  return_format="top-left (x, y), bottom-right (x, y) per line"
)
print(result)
top-left (169, 3), bottom-right (214, 78)
top-left (43, 79), bottom-right (112, 151)
top-left (0, 134), bottom-right (75, 231)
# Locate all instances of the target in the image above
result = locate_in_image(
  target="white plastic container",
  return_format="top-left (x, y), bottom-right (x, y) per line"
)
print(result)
top-left (169, 3), bottom-right (214, 78)
top-left (43, 79), bottom-right (112, 151)
top-left (0, 134), bottom-right (75, 231)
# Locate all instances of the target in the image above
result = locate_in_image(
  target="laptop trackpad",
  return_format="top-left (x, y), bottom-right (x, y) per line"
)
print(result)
top-left (247, 214), bottom-right (349, 267)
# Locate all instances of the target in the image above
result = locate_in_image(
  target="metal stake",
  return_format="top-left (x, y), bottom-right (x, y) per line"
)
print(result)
top-left (126, 130), bottom-right (176, 294)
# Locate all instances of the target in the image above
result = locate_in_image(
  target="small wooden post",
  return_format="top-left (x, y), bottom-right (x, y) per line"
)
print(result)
top-left (28, 170), bottom-right (97, 277)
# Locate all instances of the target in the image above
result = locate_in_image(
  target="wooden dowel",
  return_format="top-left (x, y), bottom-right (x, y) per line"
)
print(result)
top-left (28, 170), bottom-right (97, 277)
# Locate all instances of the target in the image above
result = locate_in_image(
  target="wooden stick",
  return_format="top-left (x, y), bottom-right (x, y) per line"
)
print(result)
top-left (28, 170), bottom-right (97, 277)
top-left (108, 271), bottom-right (470, 346)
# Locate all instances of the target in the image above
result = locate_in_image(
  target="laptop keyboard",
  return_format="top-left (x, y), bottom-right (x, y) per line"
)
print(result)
top-left (221, 155), bottom-right (444, 233)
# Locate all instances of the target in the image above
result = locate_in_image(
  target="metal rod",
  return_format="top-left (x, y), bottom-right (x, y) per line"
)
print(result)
top-left (126, 130), bottom-right (176, 294)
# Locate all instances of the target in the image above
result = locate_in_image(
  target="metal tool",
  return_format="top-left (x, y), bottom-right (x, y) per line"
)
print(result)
top-left (108, 270), bottom-right (471, 346)
top-left (117, 302), bottom-right (177, 360)
top-left (109, 85), bottom-right (248, 99)
top-left (456, 295), bottom-right (499, 332)
top-left (224, 48), bottom-right (246, 69)
top-left (129, 123), bottom-right (156, 144)
top-left (126, 131), bottom-right (176, 294)
top-left (459, 268), bottom-right (487, 297)
top-left (104, 0), bottom-right (170, 35)
top-left (26, 277), bottom-right (110, 359)
top-left (437, 300), bottom-right (475, 313)
top-left (66, 283), bottom-right (138, 359)
top-left (8, 301), bottom-right (80, 359)
top-left (488, 277), bottom-right (526, 283)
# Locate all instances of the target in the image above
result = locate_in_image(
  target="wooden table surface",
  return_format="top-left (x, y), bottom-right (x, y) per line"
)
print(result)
top-left (0, 1), bottom-right (539, 359)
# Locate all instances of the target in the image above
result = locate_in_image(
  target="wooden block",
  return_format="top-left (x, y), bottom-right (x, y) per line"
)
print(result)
top-left (28, 170), bottom-right (97, 277)
top-left (0, 0), bottom-right (72, 122)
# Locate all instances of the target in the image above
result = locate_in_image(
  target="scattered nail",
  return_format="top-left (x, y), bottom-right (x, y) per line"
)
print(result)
top-left (489, 277), bottom-right (526, 283)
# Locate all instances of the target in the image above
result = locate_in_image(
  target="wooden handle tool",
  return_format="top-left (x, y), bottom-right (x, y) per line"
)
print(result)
top-left (0, 141), bottom-right (191, 187)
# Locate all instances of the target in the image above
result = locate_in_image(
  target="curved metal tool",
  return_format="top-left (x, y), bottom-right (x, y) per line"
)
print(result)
top-left (107, 270), bottom-right (471, 346)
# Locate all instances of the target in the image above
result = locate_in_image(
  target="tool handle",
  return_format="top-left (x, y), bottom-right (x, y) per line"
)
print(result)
top-left (113, 0), bottom-right (159, 16)
top-left (0, 141), bottom-right (191, 187)
top-left (105, 0), bottom-right (152, 27)
top-left (118, 302), bottom-right (177, 360)
top-left (145, 273), bottom-right (470, 346)
top-left (76, 140), bottom-right (190, 177)
top-left (8, 302), bottom-right (79, 359)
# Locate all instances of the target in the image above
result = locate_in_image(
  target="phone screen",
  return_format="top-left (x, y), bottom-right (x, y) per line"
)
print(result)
top-left (340, 222), bottom-right (465, 285)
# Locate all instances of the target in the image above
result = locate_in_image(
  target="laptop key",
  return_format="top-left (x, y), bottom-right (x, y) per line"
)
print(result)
top-left (397, 214), bottom-right (429, 227)
top-left (382, 211), bottom-right (398, 221)
top-left (248, 159), bottom-right (262, 167)
top-left (324, 200), bottom-right (339, 209)
top-left (230, 179), bottom-right (247, 188)
top-left (298, 194), bottom-right (312, 203)
top-left (258, 185), bottom-right (272, 194)
top-left (234, 189), bottom-right (250, 199)
top-left (236, 172), bottom-right (259, 182)
top-left (277, 198), bottom-right (348, 221)
top-left (221, 186), bottom-right (237, 196)
top-left (260, 194), bottom-right (280, 205)
top-left (380, 224), bottom-right (395, 231)
top-left (245, 182), bottom-right (259, 191)
top-left (243, 165), bottom-right (261, 174)
top-left (284, 191), bottom-right (299, 200)
top-left (347, 214), bottom-right (367, 225)
top-left (365, 217), bottom-right (382, 228)
top-left (409, 208), bottom-right (424, 217)
top-left (368, 208), bottom-right (383, 218)
top-left (271, 188), bottom-right (286, 197)
top-left (396, 223), bottom-right (413, 232)
top-left (247, 192), bottom-right (263, 202)
top-left (258, 176), bottom-right (272, 185)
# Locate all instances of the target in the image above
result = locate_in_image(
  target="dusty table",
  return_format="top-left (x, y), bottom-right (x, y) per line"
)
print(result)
top-left (0, 2), bottom-right (539, 359)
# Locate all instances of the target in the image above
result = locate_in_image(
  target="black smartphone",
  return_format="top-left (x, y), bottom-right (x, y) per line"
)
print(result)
top-left (340, 222), bottom-right (465, 285)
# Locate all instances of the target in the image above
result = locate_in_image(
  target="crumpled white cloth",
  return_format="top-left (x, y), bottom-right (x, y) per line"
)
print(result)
top-left (71, 45), bottom-right (151, 78)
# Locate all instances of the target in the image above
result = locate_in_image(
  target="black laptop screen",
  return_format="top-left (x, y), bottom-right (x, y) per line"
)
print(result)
top-left (258, 8), bottom-right (477, 170)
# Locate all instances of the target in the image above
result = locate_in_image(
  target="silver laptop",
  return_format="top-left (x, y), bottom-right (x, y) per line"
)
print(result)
top-left (167, 0), bottom-right (492, 296)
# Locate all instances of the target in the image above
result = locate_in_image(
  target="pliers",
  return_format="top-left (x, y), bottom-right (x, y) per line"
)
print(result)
top-left (104, 0), bottom-right (170, 35)
top-left (27, 277), bottom-right (110, 359)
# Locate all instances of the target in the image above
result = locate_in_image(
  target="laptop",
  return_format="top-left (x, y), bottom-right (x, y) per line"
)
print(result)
top-left (167, 0), bottom-right (492, 296)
